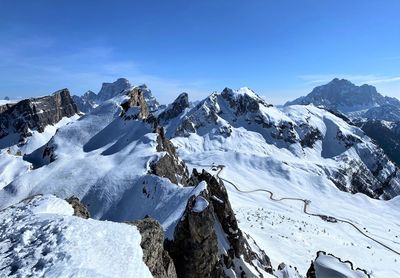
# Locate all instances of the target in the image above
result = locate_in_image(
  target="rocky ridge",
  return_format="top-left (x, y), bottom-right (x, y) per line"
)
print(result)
top-left (0, 89), bottom-right (79, 148)
top-left (167, 169), bottom-right (273, 277)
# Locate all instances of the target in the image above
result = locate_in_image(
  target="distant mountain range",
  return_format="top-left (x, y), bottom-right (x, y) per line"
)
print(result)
top-left (285, 78), bottom-right (400, 167)
top-left (286, 78), bottom-right (400, 120)
top-left (72, 78), bottom-right (160, 113)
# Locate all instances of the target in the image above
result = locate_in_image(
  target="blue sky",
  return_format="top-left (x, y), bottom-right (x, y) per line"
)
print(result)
top-left (0, 0), bottom-right (399, 104)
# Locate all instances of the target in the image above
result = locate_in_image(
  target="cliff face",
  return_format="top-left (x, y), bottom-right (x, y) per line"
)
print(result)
top-left (0, 89), bottom-right (79, 147)
top-left (127, 218), bottom-right (177, 278)
top-left (167, 169), bottom-right (273, 278)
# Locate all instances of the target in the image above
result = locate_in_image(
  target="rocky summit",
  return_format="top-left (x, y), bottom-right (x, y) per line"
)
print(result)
top-left (0, 89), bottom-right (79, 149)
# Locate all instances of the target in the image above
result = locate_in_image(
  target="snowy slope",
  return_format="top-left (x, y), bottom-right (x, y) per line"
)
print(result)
top-left (162, 87), bottom-right (400, 276)
top-left (0, 115), bottom-right (79, 190)
top-left (0, 195), bottom-right (152, 278)
top-left (164, 87), bottom-right (400, 199)
top-left (0, 92), bottom-right (203, 239)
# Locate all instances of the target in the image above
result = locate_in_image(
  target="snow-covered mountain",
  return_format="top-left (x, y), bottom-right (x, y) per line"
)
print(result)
top-left (285, 78), bottom-right (400, 119)
top-left (72, 78), bottom-right (159, 113)
top-left (0, 80), bottom-right (398, 277)
top-left (286, 78), bottom-right (400, 167)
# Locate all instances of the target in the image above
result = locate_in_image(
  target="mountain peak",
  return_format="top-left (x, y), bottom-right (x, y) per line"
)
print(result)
top-left (97, 78), bottom-right (131, 102)
top-left (285, 79), bottom-right (386, 113)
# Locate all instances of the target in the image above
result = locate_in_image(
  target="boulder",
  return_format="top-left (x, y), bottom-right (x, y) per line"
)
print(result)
top-left (65, 196), bottom-right (90, 219)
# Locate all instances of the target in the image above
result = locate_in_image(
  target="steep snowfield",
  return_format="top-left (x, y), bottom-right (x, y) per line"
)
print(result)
top-left (0, 115), bottom-right (79, 190)
top-left (166, 87), bottom-right (400, 276)
top-left (0, 195), bottom-right (152, 278)
top-left (0, 94), bottom-right (202, 238)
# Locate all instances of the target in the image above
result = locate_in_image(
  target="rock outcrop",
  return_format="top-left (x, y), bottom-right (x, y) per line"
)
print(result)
top-left (159, 93), bottom-right (189, 122)
top-left (150, 127), bottom-right (190, 185)
top-left (167, 169), bottom-right (272, 278)
top-left (127, 217), bottom-right (177, 278)
top-left (72, 90), bottom-right (98, 113)
top-left (73, 79), bottom-right (159, 113)
top-left (120, 87), bottom-right (150, 120)
top-left (65, 196), bottom-right (90, 219)
top-left (0, 89), bottom-right (79, 148)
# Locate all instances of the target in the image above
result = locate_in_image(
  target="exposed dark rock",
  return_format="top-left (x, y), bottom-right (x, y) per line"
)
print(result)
top-left (120, 87), bottom-right (150, 120)
top-left (97, 78), bottom-right (131, 102)
top-left (72, 90), bottom-right (98, 113)
top-left (336, 130), bottom-right (361, 148)
top-left (167, 169), bottom-right (272, 278)
top-left (166, 193), bottom-right (225, 278)
top-left (127, 217), bottom-right (177, 278)
top-left (150, 127), bottom-right (190, 185)
top-left (221, 87), bottom-right (272, 116)
top-left (357, 120), bottom-right (400, 167)
top-left (285, 78), bottom-right (400, 114)
top-left (300, 127), bottom-right (323, 148)
top-left (65, 196), bottom-right (90, 219)
top-left (306, 260), bottom-right (316, 278)
top-left (159, 93), bottom-right (189, 121)
top-left (0, 89), bottom-right (79, 149)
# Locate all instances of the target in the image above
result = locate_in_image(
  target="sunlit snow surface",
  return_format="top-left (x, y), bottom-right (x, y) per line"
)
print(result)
top-left (0, 96), bottom-right (203, 239)
top-left (0, 115), bottom-right (80, 190)
top-left (174, 134), bottom-right (400, 277)
top-left (0, 195), bottom-right (152, 278)
top-left (168, 91), bottom-right (400, 277)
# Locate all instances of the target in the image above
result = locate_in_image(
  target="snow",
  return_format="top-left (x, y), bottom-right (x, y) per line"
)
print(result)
top-left (176, 150), bottom-right (399, 277)
top-left (169, 89), bottom-right (400, 276)
top-left (1, 85), bottom-right (400, 277)
top-left (0, 195), bottom-right (152, 278)
top-left (192, 196), bottom-right (209, 212)
top-left (0, 115), bottom-right (79, 190)
top-left (314, 252), bottom-right (369, 278)
top-left (0, 95), bottom-right (205, 240)
top-left (0, 99), bottom-right (17, 105)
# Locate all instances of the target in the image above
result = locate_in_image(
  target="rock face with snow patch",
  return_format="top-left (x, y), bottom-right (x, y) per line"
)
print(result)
top-left (127, 217), bottom-right (177, 278)
top-left (72, 90), bottom-right (98, 113)
top-left (167, 170), bottom-right (272, 277)
top-left (97, 78), bottom-right (131, 102)
top-left (356, 120), bottom-right (400, 166)
top-left (159, 92), bottom-right (189, 122)
top-left (0, 89), bottom-right (79, 148)
top-left (285, 78), bottom-right (400, 116)
top-left (121, 86), bottom-right (150, 120)
top-left (65, 196), bottom-right (90, 219)
top-left (165, 88), bottom-right (400, 199)
top-left (151, 126), bottom-right (190, 185)
top-left (73, 79), bottom-right (159, 113)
